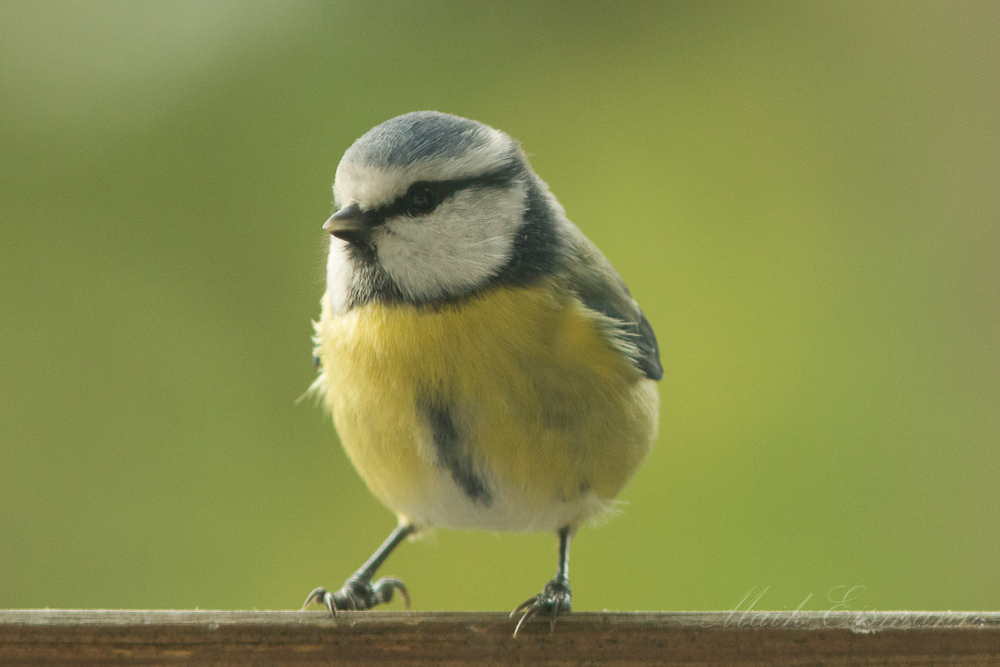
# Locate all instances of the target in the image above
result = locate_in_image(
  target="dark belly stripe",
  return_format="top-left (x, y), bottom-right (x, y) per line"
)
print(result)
top-left (421, 399), bottom-right (492, 505)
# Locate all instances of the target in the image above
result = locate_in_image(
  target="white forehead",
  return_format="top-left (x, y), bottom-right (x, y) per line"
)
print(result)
top-left (332, 113), bottom-right (513, 208)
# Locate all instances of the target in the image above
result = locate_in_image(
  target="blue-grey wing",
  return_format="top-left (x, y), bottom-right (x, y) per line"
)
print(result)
top-left (561, 223), bottom-right (663, 381)
top-left (581, 298), bottom-right (663, 381)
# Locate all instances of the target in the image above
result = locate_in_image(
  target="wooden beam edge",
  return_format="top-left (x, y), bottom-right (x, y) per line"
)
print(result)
top-left (3, 609), bottom-right (999, 631)
top-left (4, 610), bottom-right (1000, 666)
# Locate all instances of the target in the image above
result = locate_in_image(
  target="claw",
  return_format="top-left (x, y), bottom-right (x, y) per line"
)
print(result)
top-left (302, 575), bottom-right (409, 616)
top-left (373, 577), bottom-right (411, 609)
top-left (513, 599), bottom-right (541, 637)
top-left (510, 596), bottom-right (536, 617)
top-left (510, 578), bottom-right (572, 637)
top-left (302, 587), bottom-right (339, 623)
top-left (301, 524), bottom-right (415, 617)
top-left (550, 597), bottom-right (562, 632)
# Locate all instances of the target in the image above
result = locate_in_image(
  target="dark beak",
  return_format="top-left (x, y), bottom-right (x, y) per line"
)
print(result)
top-left (323, 203), bottom-right (368, 243)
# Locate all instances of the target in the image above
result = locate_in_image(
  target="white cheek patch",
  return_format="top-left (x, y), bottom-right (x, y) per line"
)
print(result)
top-left (325, 237), bottom-right (353, 313)
top-left (376, 185), bottom-right (525, 302)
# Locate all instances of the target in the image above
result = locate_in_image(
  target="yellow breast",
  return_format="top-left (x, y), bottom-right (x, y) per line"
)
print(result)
top-left (313, 280), bottom-right (659, 531)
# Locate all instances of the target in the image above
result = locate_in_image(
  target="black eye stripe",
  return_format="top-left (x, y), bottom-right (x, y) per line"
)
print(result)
top-left (371, 160), bottom-right (525, 221)
top-left (405, 183), bottom-right (439, 215)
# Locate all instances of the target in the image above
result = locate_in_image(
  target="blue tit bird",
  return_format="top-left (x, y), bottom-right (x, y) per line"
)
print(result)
top-left (303, 111), bottom-right (662, 635)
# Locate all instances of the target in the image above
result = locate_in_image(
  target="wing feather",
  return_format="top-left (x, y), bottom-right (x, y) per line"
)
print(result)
top-left (560, 223), bottom-right (663, 381)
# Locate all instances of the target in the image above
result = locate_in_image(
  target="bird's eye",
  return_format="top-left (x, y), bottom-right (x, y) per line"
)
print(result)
top-left (405, 184), bottom-right (438, 216)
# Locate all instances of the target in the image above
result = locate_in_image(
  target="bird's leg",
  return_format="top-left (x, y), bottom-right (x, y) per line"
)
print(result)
top-left (511, 525), bottom-right (572, 636)
top-left (303, 523), bottom-right (415, 619)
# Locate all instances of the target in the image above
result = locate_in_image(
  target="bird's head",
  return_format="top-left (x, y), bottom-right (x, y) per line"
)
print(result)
top-left (324, 111), bottom-right (564, 311)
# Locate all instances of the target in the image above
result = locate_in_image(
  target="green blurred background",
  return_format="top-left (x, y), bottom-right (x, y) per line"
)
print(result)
top-left (2, 1), bottom-right (998, 614)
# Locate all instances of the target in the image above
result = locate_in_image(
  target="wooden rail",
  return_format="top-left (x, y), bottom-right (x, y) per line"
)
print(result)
top-left (2, 610), bottom-right (998, 665)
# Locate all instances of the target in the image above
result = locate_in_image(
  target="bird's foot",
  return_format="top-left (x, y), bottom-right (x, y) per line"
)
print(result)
top-left (511, 578), bottom-right (572, 636)
top-left (302, 576), bottom-right (410, 620)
